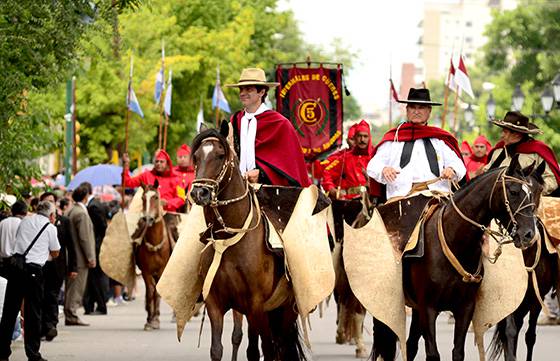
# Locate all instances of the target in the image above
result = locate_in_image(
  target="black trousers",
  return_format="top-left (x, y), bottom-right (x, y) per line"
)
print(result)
top-left (83, 264), bottom-right (108, 313)
top-left (0, 264), bottom-right (44, 361)
top-left (41, 260), bottom-right (63, 334)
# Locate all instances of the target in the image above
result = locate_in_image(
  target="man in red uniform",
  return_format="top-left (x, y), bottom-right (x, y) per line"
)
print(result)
top-left (465, 135), bottom-right (492, 179)
top-left (174, 144), bottom-right (195, 196)
top-left (225, 67), bottom-right (310, 187)
top-left (122, 150), bottom-right (184, 212)
top-left (322, 120), bottom-right (374, 200)
top-left (312, 123), bottom-right (358, 184)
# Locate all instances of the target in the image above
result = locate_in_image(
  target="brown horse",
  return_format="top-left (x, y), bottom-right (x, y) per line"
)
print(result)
top-left (190, 126), bottom-right (306, 361)
top-left (489, 221), bottom-right (559, 361)
top-left (371, 156), bottom-right (546, 361)
top-left (132, 182), bottom-right (174, 331)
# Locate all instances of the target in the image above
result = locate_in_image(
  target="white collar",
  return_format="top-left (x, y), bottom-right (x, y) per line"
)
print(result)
top-left (244, 103), bottom-right (268, 118)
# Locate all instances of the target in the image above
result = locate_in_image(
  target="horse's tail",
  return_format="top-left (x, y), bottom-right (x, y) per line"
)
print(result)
top-left (370, 318), bottom-right (397, 361)
top-left (269, 306), bottom-right (308, 361)
top-left (488, 318), bottom-right (507, 361)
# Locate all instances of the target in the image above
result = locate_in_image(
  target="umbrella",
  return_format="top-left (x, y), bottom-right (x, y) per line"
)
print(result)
top-left (68, 164), bottom-right (123, 191)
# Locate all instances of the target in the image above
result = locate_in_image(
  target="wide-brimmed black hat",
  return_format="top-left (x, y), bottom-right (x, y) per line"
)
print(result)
top-left (491, 111), bottom-right (542, 135)
top-left (398, 88), bottom-right (442, 106)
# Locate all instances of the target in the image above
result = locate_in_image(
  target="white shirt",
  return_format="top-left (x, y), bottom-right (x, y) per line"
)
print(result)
top-left (0, 217), bottom-right (22, 258)
top-left (367, 138), bottom-right (466, 199)
top-left (13, 214), bottom-right (60, 266)
top-left (239, 103), bottom-right (269, 174)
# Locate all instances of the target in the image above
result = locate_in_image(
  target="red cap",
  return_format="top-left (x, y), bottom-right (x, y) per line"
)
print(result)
top-left (460, 141), bottom-right (472, 155)
top-left (155, 149), bottom-right (170, 161)
top-left (347, 124), bottom-right (358, 141)
top-left (176, 144), bottom-right (191, 157)
top-left (354, 119), bottom-right (371, 135)
top-left (473, 135), bottom-right (492, 152)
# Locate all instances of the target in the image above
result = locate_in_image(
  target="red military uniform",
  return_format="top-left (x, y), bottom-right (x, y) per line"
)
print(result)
top-left (123, 149), bottom-right (184, 212)
top-left (322, 120), bottom-right (375, 199)
top-left (173, 144), bottom-right (195, 194)
top-left (466, 135), bottom-right (492, 178)
top-left (311, 123), bottom-right (358, 184)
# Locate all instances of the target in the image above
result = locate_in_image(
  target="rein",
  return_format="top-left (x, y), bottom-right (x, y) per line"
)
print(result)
top-left (437, 168), bottom-right (536, 283)
top-left (138, 191), bottom-right (167, 252)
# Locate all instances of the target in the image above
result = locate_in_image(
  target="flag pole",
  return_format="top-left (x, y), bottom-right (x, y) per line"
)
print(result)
top-left (442, 73), bottom-right (450, 130)
top-left (163, 113), bottom-right (169, 151)
top-left (389, 62), bottom-right (393, 127)
top-left (453, 85), bottom-right (460, 133)
top-left (158, 40), bottom-right (165, 149)
top-left (215, 65), bottom-right (221, 127)
top-left (121, 54), bottom-right (133, 208)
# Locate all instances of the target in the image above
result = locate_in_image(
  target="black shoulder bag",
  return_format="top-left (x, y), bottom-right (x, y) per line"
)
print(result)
top-left (8, 222), bottom-right (49, 273)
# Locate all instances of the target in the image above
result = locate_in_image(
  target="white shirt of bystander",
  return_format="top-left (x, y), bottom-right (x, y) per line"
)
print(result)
top-left (13, 214), bottom-right (60, 266)
top-left (0, 217), bottom-right (22, 258)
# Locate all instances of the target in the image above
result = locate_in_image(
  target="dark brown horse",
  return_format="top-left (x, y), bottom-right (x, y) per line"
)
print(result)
top-left (489, 222), bottom-right (559, 361)
top-left (190, 126), bottom-right (306, 361)
top-left (132, 182), bottom-right (174, 330)
top-left (372, 156), bottom-right (546, 361)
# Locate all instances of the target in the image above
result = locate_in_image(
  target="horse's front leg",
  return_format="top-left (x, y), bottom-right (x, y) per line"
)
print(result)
top-left (246, 319), bottom-right (260, 361)
top-left (231, 310), bottom-right (243, 361)
top-left (525, 305), bottom-right (540, 361)
top-left (335, 302), bottom-right (348, 344)
top-left (451, 301), bottom-right (476, 361)
top-left (152, 285), bottom-right (161, 329)
top-left (207, 297), bottom-right (225, 361)
top-left (419, 307), bottom-right (440, 361)
top-left (407, 309), bottom-right (422, 360)
top-left (504, 311), bottom-right (525, 361)
top-left (142, 272), bottom-right (155, 330)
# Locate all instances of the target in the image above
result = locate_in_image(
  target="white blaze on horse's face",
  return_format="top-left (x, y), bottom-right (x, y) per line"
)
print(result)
top-left (144, 190), bottom-right (160, 221)
top-left (202, 143), bottom-right (214, 158)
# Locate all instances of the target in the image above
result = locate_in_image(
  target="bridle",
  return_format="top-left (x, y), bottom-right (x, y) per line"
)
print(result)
top-left (136, 188), bottom-right (166, 252)
top-left (191, 136), bottom-right (260, 234)
top-left (438, 168), bottom-right (537, 282)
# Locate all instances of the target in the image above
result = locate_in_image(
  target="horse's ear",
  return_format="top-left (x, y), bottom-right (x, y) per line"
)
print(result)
top-left (506, 154), bottom-right (521, 176)
top-left (522, 160), bottom-right (536, 176)
top-left (199, 123), bottom-right (209, 133)
top-left (219, 119), bottom-right (229, 138)
top-left (533, 160), bottom-right (547, 184)
top-left (140, 182), bottom-right (146, 191)
top-left (154, 179), bottom-right (159, 189)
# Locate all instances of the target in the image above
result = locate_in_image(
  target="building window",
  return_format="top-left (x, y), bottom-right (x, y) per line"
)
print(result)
top-left (465, 37), bottom-right (473, 43)
top-left (466, 21), bottom-right (472, 27)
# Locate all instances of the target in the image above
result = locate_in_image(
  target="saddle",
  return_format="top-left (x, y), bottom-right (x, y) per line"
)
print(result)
top-left (377, 192), bottom-right (444, 259)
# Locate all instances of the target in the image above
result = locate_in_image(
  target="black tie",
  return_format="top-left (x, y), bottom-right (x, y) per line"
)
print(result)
top-left (423, 138), bottom-right (440, 177)
top-left (400, 141), bottom-right (415, 168)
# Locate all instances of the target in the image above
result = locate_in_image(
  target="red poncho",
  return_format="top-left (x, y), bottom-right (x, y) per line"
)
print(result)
top-left (123, 150), bottom-right (185, 212)
top-left (488, 139), bottom-right (560, 184)
top-left (232, 110), bottom-right (311, 187)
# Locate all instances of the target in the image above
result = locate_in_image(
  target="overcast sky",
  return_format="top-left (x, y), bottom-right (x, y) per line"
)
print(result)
top-left (278, 0), bottom-right (453, 114)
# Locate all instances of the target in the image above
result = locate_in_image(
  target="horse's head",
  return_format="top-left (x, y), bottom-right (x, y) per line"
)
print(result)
top-left (140, 180), bottom-right (162, 227)
top-left (190, 121), bottom-right (236, 206)
top-left (492, 154), bottom-right (546, 249)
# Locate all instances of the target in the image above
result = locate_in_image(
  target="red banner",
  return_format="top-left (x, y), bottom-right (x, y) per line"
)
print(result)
top-left (276, 65), bottom-right (343, 160)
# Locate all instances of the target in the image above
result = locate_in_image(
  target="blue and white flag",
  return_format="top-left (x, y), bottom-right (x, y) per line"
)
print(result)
top-left (212, 65), bottom-right (230, 113)
top-left (128, 85), bottom-right (144, 118)
top-left (154, 68), bottom-right (164, 104)
top-left (196, 101), bottom-right (204, 132)
top-left (163, 70), bottom-right (172, 116)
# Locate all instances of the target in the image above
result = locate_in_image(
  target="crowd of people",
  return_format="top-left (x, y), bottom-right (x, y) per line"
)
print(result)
top-left (1, 66), bottom-right (560, 360)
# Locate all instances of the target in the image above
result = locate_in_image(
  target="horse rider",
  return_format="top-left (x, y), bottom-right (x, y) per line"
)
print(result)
top-left (313, 123), bottom-right (359, 185)
top-left (466, 135), bottom-right (492, 179)
top-left (323, 120), bottom-right (375, 201)
top-left (122, 149), bottom-right (185, 212)
top-left (484, 111), bottom-right (560, 196)
top-left (225, 67), bottom-right (310, 187)
top-left (367, 88), bottom-right (466, 201)
top-left (174, 144), bottom-right (195, 206)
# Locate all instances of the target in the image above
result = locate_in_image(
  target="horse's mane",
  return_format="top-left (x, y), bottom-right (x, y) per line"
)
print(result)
top-left (452, 167), bottom-right (503, 201)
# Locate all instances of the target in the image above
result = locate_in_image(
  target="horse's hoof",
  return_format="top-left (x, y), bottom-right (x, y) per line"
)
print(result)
top-left (335, 333), bottom-right (345, 344)
top-left (355, 347), bottom-right (368, 359)
top-left (144, 323), bottom-right (153, 331)
top-left (151, 321), bottom-right (160, 329)
top-left (349, 339), bottom-right (356, 345)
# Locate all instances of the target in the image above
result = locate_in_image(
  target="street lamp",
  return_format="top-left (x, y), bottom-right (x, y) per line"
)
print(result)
top-left (552, 73), bottom-right (560, 106)
top-left (541, 87), bottom-right (554, 114)
top-left (512, 84), bottom-right (525, 111)
top-left (486, 93), bottom-right (496, 120)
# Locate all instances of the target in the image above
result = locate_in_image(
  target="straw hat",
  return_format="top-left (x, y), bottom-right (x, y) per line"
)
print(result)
top-left (491, 111), bottom-right (542, 135)
top-left (224, 68), bottom-right (279, 88)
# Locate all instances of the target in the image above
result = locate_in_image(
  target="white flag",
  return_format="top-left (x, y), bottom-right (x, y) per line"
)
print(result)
top-left (163, 70), bottom-right (172, 116)
top-left (196, 103), bottom-right (204, 132)
top-left (454, 56), bottom-right (474, 99)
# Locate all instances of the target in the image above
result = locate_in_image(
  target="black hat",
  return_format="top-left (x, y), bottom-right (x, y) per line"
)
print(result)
top-left (491, 111), bottom-right (542, 135)
top-left (398, 88), bottom-right (442, 106)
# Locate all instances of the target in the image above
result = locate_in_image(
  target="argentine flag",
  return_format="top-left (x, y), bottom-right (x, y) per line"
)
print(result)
top-left (163, 70), bottom-right (172, 116)
top-left (212, 83), bottom-right (230, 113)
top-left (154, 68), bottom-right (165, 104)
top-left (128, 86), bottom-right (144, 118)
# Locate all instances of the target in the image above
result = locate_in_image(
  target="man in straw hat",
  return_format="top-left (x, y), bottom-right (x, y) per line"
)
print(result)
top-left (484, 110), bottom-right (560, 196)
top-left (367, 88), bottom-right (466, 200)
top-left (225, 67), bottom-right (310, 187)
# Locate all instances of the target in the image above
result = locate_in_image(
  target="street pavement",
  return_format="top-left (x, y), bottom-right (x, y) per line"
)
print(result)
top-left (8, 277), bottom-right (560, 360)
